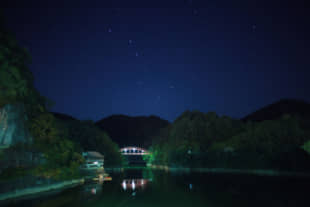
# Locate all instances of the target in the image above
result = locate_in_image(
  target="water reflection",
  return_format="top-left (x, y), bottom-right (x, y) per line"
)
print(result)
top-left (3, 169), bottom-right (310, 207)
top-left (121, 179), bottom-right (149, 191)
top-left (83, 182), bottom-right (102, 195)
top-left (82, 173), bottom-right (110, 196)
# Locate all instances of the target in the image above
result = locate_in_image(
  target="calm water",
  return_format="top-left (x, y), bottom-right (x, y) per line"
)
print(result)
top-left (3, 168), bottom-right (310, 207)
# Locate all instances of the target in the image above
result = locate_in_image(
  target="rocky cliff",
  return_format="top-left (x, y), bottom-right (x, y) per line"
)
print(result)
top-left (0, 104), bottom-right (32, 149)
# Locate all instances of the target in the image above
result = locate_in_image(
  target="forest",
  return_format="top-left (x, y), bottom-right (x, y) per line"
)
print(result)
top-left (146, 109), bottom-right (310, 171)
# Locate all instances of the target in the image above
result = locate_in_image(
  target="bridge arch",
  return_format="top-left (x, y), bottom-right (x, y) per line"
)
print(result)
top-left (120, 146), bottom-right (150, 155)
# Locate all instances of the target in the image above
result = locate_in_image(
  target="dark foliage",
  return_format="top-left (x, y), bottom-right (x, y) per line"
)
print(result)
top-left (148, 107), bottom-right (310, 172)
top-left (52, 115), bottom-right (123, 167)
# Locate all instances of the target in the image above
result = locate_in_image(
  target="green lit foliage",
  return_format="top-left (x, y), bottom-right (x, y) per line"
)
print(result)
top-left (147, 127), bottom-right (171, 165)
top-left (142, 146), bottom-right (157, 165)
top-left (0, 15), bottom-right (84, 179)
top-left (170, 111), bottom-right (244, 151)
top-left (0, 18), bottom-right (31, 106)
top-left (150, 111), bottom-right (310, 170)
top-left (150, 111), bottom-right (244, 167)
top-left (91, 128), bottom-right (123, 167)
top-left (0, 166), bottom-right (29, 181)
top-left (210, 116), bottom-right (306, 154)
top-left (29, 113), bottom-right (84, 179)
top-left (302, 140), bottom-right (310, 154)
top-left (0, 15), bottom-right (47, 119)
top-left (29, 113), bottom-right (59, 149)
top-left (206, 116), bottom-right (310, 170)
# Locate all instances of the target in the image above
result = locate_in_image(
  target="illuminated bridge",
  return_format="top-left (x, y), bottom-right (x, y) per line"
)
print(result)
top-left (120, 146), bottom-right (150, 156)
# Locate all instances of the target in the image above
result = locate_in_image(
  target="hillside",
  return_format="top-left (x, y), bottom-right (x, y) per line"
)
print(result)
top-left (96, 115), bottom-right (170, 148)
top-left (243, 99), bottom-right (310, 122)
top-left (50, 112), bottom-right (123, 166)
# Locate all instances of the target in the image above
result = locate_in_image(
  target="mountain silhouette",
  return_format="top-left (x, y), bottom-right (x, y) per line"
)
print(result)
top-left (243, 99), bottom-right (310, 122)
top-left (96, 115), bottom-right (170, 148)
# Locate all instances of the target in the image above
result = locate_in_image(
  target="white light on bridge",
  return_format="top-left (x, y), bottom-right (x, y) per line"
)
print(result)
top-left (120, 147), bottom-right (150, 155)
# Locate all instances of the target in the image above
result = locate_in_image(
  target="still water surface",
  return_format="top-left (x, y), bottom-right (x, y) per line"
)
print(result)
top-left (4, 168), bottom-right (310, 207)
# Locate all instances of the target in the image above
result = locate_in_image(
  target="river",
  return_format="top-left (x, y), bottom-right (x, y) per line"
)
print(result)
top-left (3, 168), bottom-right (310, 207)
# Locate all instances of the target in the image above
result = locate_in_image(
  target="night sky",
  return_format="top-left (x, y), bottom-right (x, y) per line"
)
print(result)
top-left (2, 0), bottom-right (310, 122)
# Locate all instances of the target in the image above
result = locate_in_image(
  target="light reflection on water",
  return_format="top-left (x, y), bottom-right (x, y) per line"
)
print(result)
top-left (83, 182), bottom-right (102, 195)
top-left (121, 179), bottom-right (149, 191)
top-left (82, 173), bottom-right (104, 195)
top-left (3, 169), bottom-right (310, 207)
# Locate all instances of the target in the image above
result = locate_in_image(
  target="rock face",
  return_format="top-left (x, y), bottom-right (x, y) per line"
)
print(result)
top-left (0, 104), bottom-right (32, 148)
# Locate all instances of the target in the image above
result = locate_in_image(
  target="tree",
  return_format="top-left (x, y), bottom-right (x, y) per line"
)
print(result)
top-left (302, 140), bottom-right (310, 154)
top-left (29, 113), bottom-right (84, 179)
top-left (54, 119), bottom-right (123, 167)
top-left (0, 14), bottom-right (84, 180)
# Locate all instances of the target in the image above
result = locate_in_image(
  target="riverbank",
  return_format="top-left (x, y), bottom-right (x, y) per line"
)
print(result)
top-left (149, 165), bottom-right (310, 177)
top-left (0, 178), bottom-right (84, 202)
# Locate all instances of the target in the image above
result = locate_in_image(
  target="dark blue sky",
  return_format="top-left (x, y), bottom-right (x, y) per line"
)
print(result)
top-left (2, 0), bottom-right (310, 121)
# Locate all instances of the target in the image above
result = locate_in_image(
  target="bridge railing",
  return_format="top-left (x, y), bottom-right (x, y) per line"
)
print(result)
top-left (120, 147), bottom-right (150, 155)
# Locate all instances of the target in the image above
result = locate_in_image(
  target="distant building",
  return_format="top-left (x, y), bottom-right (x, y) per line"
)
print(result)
top-left (81, 151), bottom-right (104, 170)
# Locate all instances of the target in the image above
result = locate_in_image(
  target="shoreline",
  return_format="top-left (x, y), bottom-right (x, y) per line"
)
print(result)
top-left (149, 165), bottom-right (310, 177)
top-left (0, 178), bottom-right (84, 202)
top-left (105, 165), bottom-right (310, 177)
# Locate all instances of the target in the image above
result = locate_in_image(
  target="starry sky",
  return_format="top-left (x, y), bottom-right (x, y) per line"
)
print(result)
top-left (2, 0), bottom-right (310, 122)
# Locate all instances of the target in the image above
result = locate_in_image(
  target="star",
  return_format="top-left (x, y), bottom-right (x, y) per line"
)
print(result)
top-left (108, 27), bottom-right (112, 33)
top-left (169, 85), bottom-right (175, 89)
top-left (135, 52), bottom-right (139, 57)
top-left (129, 39), bottom-right (133, 45)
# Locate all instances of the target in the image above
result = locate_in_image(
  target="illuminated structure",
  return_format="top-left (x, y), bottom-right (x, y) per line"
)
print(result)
top-left (120, 146), bottom-right (150, 155)
top-left (80, 151), bottom-right (104, 170)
